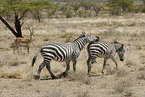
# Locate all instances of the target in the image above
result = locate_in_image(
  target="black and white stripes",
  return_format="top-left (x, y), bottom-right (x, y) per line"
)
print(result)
top-left (32, 32), bottom-right (99, 79)
top-left (87, 41), bottom-right (125, 75)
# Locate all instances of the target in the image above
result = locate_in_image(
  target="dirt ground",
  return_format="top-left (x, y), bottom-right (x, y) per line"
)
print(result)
top-left (0, 73), bottom-right (145, 97)
top-left (0, 13), bottom-right (145, 97)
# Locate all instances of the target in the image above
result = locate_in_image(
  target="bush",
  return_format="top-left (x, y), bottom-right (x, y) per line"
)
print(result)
top-left (113, 79), bottom-right (132, 93)
top-left (78, 10), bottom-right (91, 18)
top-left (123, 88), bottom-right (133, 97)
top-left (68, 71), bottom-right (91, 85)
top-left (136, 71), bottom-right (145, 80)
top-left (65, 10), bottom-right (74, 18)
top-left (115, 69), bottom-right (128, 77)
top-left (133, 5), bottom-right (144, 13)
top-left (142, 7), bottom-right (145, 13)
top-left (107, 0), bottom-right (135, 15)
top-left (105, 65), bottom-right (116, 75)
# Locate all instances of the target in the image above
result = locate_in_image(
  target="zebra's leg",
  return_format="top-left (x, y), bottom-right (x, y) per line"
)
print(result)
top-left (111, 56), bottom-right (118, 70)
top-left (87, 57), bottom-right (96, 75)
top-left (59, 60), bottom-right (70, 78)
top-left (46, 62), bottom-right (57, 79)
top-left (35, 61), bottom-right (46, 79)
top-left (87, 57), bottom-right (92, 75)
top-left (72, 58), bottom-right (77, 72)
top-left (102, 58), bottom-right (107, 74)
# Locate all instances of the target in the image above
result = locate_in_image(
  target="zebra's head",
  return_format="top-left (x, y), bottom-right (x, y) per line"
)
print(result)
top-left (82, 31), bottom-right (100, 42)
top-left (114, 41), bottom-right (125, 61)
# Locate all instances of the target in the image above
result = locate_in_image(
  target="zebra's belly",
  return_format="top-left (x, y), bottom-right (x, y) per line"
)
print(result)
top-left (98, 54), bottom-right (110, 59)
top-left (53, 56), bottom-right (72, 62)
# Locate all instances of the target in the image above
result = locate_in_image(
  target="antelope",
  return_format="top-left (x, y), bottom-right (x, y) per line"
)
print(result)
top-left (13, 27), bottom-right (34, 54)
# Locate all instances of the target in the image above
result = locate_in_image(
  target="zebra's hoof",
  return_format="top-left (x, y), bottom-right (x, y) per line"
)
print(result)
top-left (34, 75), bottom-right (40, 80)
top-left (102, 72), bottom-right (104, 75)
top-left (58, 74), bottom-right (63, 78)
top-left (63, 72), bottom-right (68, 77)
top-left (58, 72), bottom-right (68, 78)
top-left (51, 76), bottom-right (58, 79)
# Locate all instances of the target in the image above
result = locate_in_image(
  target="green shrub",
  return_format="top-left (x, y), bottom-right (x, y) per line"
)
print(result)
top-left (142, 7), bottom-right (145, 13)
top-left (78, 10), bottom-right (91, 18)
top-left (65, 10), bottom-right (74, 18)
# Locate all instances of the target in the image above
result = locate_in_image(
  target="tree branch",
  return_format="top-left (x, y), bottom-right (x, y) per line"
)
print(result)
top-left (0, 15), bottom-right (18, 37)
top-left (19, 10), bottom-right (28, 20)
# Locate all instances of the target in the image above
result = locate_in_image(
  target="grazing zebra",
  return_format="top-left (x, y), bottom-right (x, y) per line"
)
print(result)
top-left (87, 41), bottom-right (125, 75)
top-left (32, 32), bottom-right (99, 79)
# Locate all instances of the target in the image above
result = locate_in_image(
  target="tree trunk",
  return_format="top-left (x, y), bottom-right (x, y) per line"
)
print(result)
top-left (15, 15), bottom-right (23, 37)
top-left (0, 15), bottom-right (23, 37)
top-left (36, 11), bottom-right (41, 22)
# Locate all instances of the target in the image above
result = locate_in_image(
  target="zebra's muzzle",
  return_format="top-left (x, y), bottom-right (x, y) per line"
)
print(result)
top-left (120, 58), bottom-right (124, 61)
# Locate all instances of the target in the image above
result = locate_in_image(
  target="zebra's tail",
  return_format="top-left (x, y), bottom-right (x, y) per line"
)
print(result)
top-left (32, 50), bottom-right (40, 67)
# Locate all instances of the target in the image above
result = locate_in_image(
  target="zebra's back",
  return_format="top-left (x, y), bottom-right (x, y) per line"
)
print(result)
top-left (41, 43), bottom-right (73, 62)
top-left (88, 41), bottom-right (115, 58)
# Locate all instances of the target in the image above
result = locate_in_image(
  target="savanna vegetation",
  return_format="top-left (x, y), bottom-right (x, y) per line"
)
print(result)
top-left (0, 0), bottom-right (145, 97)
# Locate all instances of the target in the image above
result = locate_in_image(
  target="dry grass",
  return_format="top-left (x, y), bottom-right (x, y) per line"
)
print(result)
top-left (68, 71), bottom-right (92, 85)
top-left (114, 68), bottom-right (128, 77)
top-left (113, 78), bottom-right (132, 93)
top-left (123, 88), bottom-right (133, 97)
top-left (136, 71), bottom-right (145, 80)
top-left (76, 89), bottom-right (90, 97)
top-left (0, 13), bottom-right (145, 97)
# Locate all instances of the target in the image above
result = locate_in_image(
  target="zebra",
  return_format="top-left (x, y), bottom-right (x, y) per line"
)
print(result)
top-left (87, 41), bottom-right (125, 75)
top-left (32, 32), bottom-right (99, 79)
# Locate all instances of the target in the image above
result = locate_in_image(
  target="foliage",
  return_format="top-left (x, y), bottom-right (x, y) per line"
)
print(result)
top-left (0, 0), bottom-right (29, 15)
top-left (50, 0), bottom-right (107, 2)
top-left (92, 3), bottom-right (104, 16)
top-left (65, 10), bottom-right (74, 18)
top-left (107, 0), bottom-right (135, 15)
top-left (70, 2), bottom-right (81, 14)
top-left (29, 0), bottom-right (53, 22)
top-left (0, 0), bottom-right (54, 37)
top-left (78, 10), bottom-right (91, 17)
top-left (142, 0), bottom-right (145, 4)
top-left (133, 4), bottom-right (144, 13)
top-left (80, 2), bottom-right (93, 10)
top-left (142, 5), bottom-right (145, 13)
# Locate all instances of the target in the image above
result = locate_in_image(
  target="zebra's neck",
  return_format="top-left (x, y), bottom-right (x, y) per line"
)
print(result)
top-left (114, 43), bottom-right (122, 52)
top-left (73, 37), bottom-right (87, 51)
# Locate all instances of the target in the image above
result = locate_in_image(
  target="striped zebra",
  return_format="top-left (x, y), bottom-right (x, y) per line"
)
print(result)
top-left (32, 32), bottom-right (99, 79)
top-left (87, 41), bottom-right (125, 75)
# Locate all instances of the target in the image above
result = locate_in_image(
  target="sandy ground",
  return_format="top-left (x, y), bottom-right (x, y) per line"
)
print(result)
top-left (0, 14), bottom-right (145, 97)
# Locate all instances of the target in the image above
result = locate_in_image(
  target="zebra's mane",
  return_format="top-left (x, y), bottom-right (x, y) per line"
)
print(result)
top-left (113, 41), bottom-right (124, 51)
top-left (73, 34), bottom-right (85, 42)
